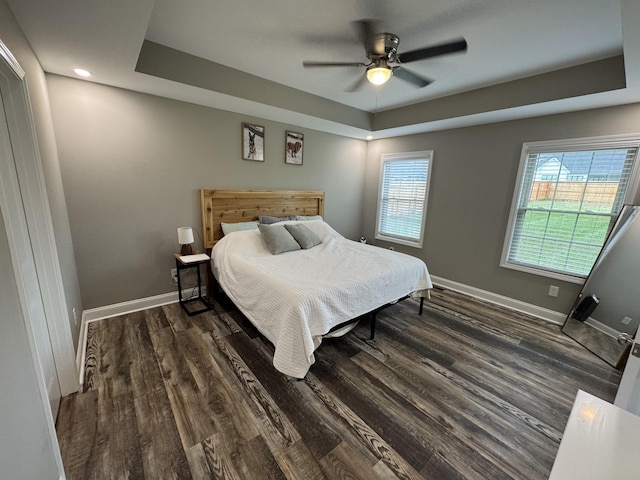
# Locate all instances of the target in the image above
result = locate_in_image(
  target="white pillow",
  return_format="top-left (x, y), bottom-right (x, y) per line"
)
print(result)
top-left (295, 215), bottom-right (323, 222)
top-left (221, 220), bottom-right (259, 235)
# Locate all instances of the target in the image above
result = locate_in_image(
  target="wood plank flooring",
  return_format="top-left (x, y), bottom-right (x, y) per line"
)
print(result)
top-left (56, 287), bottom-right (621, 479)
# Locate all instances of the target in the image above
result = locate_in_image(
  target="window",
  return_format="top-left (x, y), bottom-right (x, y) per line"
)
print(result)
top-left (376, 151), bottom-right (433, 248)
top-left (502, 135), bottom-right (640, 282)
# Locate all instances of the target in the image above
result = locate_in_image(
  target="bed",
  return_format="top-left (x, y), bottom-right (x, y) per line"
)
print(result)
top-left (201, 189), bottom-right (433, 378)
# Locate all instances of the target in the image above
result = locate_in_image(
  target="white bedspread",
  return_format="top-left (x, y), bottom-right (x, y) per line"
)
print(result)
top-left (211, 220), bottom-right (432, 378)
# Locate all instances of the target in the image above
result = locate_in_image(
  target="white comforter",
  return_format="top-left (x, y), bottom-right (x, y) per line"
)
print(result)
top-left (211, 220), bottom-right (432, 378)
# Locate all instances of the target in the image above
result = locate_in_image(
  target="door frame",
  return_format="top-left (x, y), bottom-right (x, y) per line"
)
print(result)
top-left (0, 36), bottom-right (78, 477)
top-left (0, 40), bottom-right (78, 397)
top-left (0, 41), bottom-right (68, 477)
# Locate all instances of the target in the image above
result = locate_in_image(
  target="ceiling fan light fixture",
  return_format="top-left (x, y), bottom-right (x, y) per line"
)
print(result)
top-left (302, 20), bottom-right (467, 92)
top-left (366, 66), bottom-right (392, 85)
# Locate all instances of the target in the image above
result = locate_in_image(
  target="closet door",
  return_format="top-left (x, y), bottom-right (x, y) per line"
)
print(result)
top-left (0, 89), bottom-right (61, 415)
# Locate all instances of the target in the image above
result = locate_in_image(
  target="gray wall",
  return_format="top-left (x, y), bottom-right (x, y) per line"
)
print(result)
top-left (0, 0), bottom-right (83, 347)
top-left (46, 74), bottom-right (367, 309)
top-left (46, 69), bottom-right (640, 316)
top-left (363, 103), bottom-right (640, 314)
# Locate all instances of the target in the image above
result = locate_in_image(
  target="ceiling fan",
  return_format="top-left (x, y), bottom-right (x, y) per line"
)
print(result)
top-left (303, 19), bottom-right (468, 91)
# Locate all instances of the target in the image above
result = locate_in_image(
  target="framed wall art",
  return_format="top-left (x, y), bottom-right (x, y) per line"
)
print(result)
top-left (242, 123), bottom-right (264, 161)
top-left (285, 131), bottom-right (303, 165)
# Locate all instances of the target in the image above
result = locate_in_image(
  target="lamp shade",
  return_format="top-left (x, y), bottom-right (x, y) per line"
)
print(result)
top-left (177, 227), bottom-right (194, 245)
top-left (366, 66), bottom-right (392, 85)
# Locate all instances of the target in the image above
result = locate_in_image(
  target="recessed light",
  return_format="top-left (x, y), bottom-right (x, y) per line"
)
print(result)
top-left (73, 68), bottom-right (91, 78)
top-left (366, 135), bottom-right (373, 140)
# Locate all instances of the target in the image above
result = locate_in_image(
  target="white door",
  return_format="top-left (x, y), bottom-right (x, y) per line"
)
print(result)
top-left (0, 89), bottom-right (61, 415)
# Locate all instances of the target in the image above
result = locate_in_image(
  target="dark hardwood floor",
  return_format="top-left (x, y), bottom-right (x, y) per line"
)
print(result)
top-left (56, 287), bottom-right (621, 479)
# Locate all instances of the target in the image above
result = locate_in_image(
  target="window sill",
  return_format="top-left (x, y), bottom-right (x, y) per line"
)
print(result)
top-left (375, 234), bottom-right (423, 249)
top-left (499, 260), bottom-right (585, 285)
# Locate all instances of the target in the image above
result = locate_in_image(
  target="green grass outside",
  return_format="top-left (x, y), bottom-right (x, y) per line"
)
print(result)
top-left (512, 200), bottom-right (615, 275)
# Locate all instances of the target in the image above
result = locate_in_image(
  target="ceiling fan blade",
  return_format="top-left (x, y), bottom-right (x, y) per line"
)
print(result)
top-left (353, 19), bottom-right (383, 55)
top-left (392, 67), bottom-right (433, 88)
top-left (303, 61), bottom-right (366, 68)
top-left (397, 38), bottom-right (467, 64)
top-left (345, 73), bottom-right (369, 92)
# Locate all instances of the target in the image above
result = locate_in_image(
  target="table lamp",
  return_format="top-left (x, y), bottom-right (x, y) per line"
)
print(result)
top-left (177, 227), bottom-right (194, 255)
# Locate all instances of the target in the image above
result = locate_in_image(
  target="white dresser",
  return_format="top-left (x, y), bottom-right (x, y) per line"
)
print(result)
top-left (549, 389), bottom-right (640, 479)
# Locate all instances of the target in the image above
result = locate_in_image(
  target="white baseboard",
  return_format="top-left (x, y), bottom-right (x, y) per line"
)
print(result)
top-left (429, 276), bottom-right (619, 339)
top-left (76, 288), bottom-right (203, 386)
top-left (429, 275), bottom-right (568, 325)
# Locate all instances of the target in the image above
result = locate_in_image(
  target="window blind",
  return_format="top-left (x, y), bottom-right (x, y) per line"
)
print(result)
top-left (508, 146), bottom-right (638, 277)
top-left (377, 155), bottom-right (431, 246)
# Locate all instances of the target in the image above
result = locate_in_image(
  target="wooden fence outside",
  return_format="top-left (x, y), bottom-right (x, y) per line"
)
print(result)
top-left (530, 181), bottom-right (619, 204)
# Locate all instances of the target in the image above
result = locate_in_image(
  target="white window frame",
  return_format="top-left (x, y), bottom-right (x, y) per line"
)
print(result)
top-left (501, 134), bottom-right (640, 283)
top-left (375, 151), bottom-right (433, 248)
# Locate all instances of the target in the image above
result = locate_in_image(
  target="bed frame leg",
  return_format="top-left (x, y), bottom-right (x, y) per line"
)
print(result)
top-left (368, 294), bottom-right (418, 340)
top-left (370, 312), bottom-right (377, 340)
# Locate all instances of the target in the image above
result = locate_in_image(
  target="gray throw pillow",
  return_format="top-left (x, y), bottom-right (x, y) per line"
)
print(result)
top-left (285, 224), bottom-right (322, 249)
top-left (258, 224), bottom-right (301, 254)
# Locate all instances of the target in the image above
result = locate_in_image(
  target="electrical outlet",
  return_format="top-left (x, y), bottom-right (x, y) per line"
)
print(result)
top-left (72, 307), bottom-right (77, 326)
top-left (170, 268), bottom-right (178, 285)
top-left (548, 285), bottom-right (559, 297)
top-left (622, 316), bottom-right (633, 325)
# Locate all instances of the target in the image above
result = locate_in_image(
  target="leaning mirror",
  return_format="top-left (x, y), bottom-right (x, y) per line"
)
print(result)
top-left (562, 204), bottom-right (640, 370)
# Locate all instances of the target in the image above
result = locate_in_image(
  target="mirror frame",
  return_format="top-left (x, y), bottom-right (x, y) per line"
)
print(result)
top-left (562, 204), bottom-right (640, 370)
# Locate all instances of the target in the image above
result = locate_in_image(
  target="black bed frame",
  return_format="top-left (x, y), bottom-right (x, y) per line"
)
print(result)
top-left (209, 278), bottom-right (424, 341)
top-left (327, 295), bottom-right (425, 340)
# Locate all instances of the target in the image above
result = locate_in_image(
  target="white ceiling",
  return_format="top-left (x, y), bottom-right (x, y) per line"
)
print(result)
top-left (6, 0), bottom-right (640, 139)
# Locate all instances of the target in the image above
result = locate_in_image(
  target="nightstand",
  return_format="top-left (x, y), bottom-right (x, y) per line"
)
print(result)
top-left (174, 253), bottom-right (212, 316)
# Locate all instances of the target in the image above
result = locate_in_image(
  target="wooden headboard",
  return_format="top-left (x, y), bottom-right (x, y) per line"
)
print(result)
top-left (200, 189), bottom-right (325, 249)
